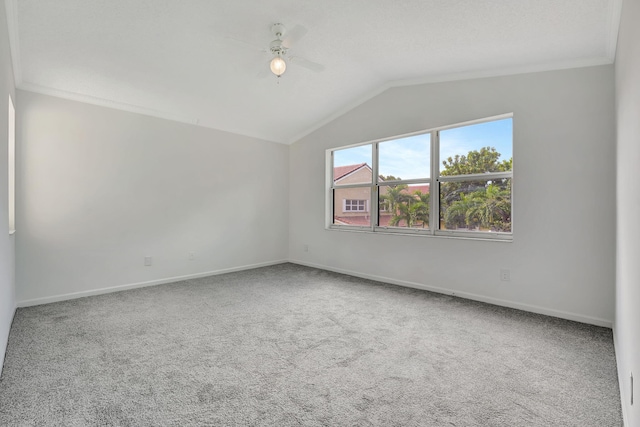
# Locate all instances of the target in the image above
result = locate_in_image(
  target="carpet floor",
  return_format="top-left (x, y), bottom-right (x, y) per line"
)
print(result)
top-left (0, 263), bottom-right (622, 426)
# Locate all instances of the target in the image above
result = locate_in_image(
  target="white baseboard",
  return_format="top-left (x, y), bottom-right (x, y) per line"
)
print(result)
top-left (17, 260), bottom-right (288, 308)
top-left (16, 257), bottom-right (614, 329)
top-left (289, 259), bottom-right (613, 328)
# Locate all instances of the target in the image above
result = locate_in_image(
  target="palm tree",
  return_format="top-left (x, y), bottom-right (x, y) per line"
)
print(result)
top-left (380, 184), bottom-right (411, 224)
top-left (467, 184), bottom-right (511, 231)
top-left (379, 184), bottom-right (408, 212)
top-left (389, 190), bottom-right (429, 228)
top-left (445, 192), bottom-right (481, 230)
top-left (413, 190), bottom-right (430, 228)
top-left (444, 184), bottom-right (511, 231)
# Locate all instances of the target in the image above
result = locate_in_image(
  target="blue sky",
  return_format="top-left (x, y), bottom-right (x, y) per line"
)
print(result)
top-left (333, 118), bottom-right (513, 179)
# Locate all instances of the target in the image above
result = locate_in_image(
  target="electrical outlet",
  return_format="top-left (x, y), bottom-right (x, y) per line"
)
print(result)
top-left (144, 256), bottom-right (153, 266)
top-left (188, 252), bottom-right (196, 260)
top-left (500, 269), bottom-right (510, 281)
top-left (304, 244), bottom-right (309, 252)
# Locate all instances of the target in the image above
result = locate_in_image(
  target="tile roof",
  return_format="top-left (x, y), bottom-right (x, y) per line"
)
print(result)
top-left (333, 163), bottom-right (367, 182)
top-left (334, 216), bottom-right (371, 226)
top-left (404, 184), bottom-right (430, 194)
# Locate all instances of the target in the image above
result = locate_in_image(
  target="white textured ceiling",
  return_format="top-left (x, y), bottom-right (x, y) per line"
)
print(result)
top-left (6, 0), bottom-right (621, 144)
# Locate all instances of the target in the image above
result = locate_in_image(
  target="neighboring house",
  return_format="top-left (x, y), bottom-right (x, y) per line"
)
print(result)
top-left (333, 163), bottom-right (373, 224)
top-left (333, 164), bottom-right (429, 227)
top-left (333, 163), bottom-right (371, 185)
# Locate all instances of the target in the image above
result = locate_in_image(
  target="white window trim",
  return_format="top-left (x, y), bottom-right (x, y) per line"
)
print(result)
top-left (327, 113), bottom-right (513, 241)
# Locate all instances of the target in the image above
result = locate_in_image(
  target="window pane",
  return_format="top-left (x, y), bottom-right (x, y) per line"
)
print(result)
top-left (379, 133), bottom-right (430, 181)
top-left (378, 184), bottom-right (430, 229)
top-left (439, 178), bottom-right (511, 232)
top-left (333, 187), bottom-right (371, 226)
top-left (440, 118), bottom-right (512, 175)
top-left (333, 146), bottom-right (372, 185)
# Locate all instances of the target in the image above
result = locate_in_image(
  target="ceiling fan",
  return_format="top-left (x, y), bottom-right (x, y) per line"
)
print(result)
top-left (230, 23), bottom-right (324, 78)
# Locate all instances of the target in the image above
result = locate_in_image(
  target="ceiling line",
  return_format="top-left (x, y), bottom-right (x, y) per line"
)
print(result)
top-left (4, 0), bottom-right (21, 87)
top-left (17, 81), bottom-right (289, 145)
top-left (606, 0), bottom-right (623, 60)
top-left (286, 56), bottom-right (614, 145)
top-left (16, 55), bottom-right (614, 147)
top-left (18, 81), bottom-right (200, 128)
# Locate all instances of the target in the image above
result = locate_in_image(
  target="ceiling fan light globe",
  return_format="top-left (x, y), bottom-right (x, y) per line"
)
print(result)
top-left (270, 56), bottom-right (286, 76)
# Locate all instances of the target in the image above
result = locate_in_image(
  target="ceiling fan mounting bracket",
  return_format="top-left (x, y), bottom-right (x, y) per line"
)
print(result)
top-left (271, 23), bottom-right (286, 38)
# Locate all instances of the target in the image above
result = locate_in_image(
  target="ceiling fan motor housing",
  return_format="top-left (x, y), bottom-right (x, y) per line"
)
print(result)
top-left (270, 39), bottom-right (287, 56)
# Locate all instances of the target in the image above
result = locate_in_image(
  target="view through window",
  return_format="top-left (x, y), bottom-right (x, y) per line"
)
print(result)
top-left (329, 115), bottom-right (513, 239)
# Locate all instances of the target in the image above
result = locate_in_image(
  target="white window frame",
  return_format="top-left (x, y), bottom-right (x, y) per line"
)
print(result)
top-left (327, 113), bottom-right (513, 241)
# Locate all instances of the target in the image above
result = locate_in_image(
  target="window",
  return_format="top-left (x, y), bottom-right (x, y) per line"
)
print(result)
top-left (8, 96), bottom-right (15, 235)
top-left (378, 133), bottom-right (431, 230)
top-left (331, 146), bottom-right (373, 227)
top-left (328, 114), bottom-right (513, 240)
top-left (438, 119), bottom-right (513, 235)
top-left (344, 199), bottom-right (368, 212)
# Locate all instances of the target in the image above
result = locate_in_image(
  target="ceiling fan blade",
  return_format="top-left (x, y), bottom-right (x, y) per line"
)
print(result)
top-left (282, 25), bottom-right (308, 49)
top-left (225, 36), bottom-right (267, 54)
top-left (289, 55), bottom-right (324, 72)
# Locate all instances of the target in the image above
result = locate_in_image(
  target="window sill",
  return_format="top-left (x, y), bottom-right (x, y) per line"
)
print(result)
top-left (327, 225), bottom-right (513, 242)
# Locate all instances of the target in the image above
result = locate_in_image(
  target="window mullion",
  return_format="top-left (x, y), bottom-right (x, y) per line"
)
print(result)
top-left (439, 171), bottom-right (513, 182)
top-left (328, 151), bottom-right (334, 228)
top-left (431, 130), bottom-right (439, 234)
top-left (333, 182), bottom-right (375, 190)
top-left (371, 143), bottom-right (379, 231)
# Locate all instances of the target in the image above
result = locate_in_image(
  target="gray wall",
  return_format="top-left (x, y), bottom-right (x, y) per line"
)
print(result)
top-left (290, 65), bottom-right (616, 326)
top-left (16, 91), bottom-right (289, 304)
top-left (0, 3), bottom-right (16, 375)
top-left (615, 0), bottom-right (640, 423)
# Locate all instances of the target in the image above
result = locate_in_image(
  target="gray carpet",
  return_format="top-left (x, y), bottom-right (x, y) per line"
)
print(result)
top-left (0, 263), bottom-right (622, 426)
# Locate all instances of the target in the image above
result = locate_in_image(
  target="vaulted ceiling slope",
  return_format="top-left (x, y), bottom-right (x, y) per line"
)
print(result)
top-left (5, 0), bottom-right (621, 144)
